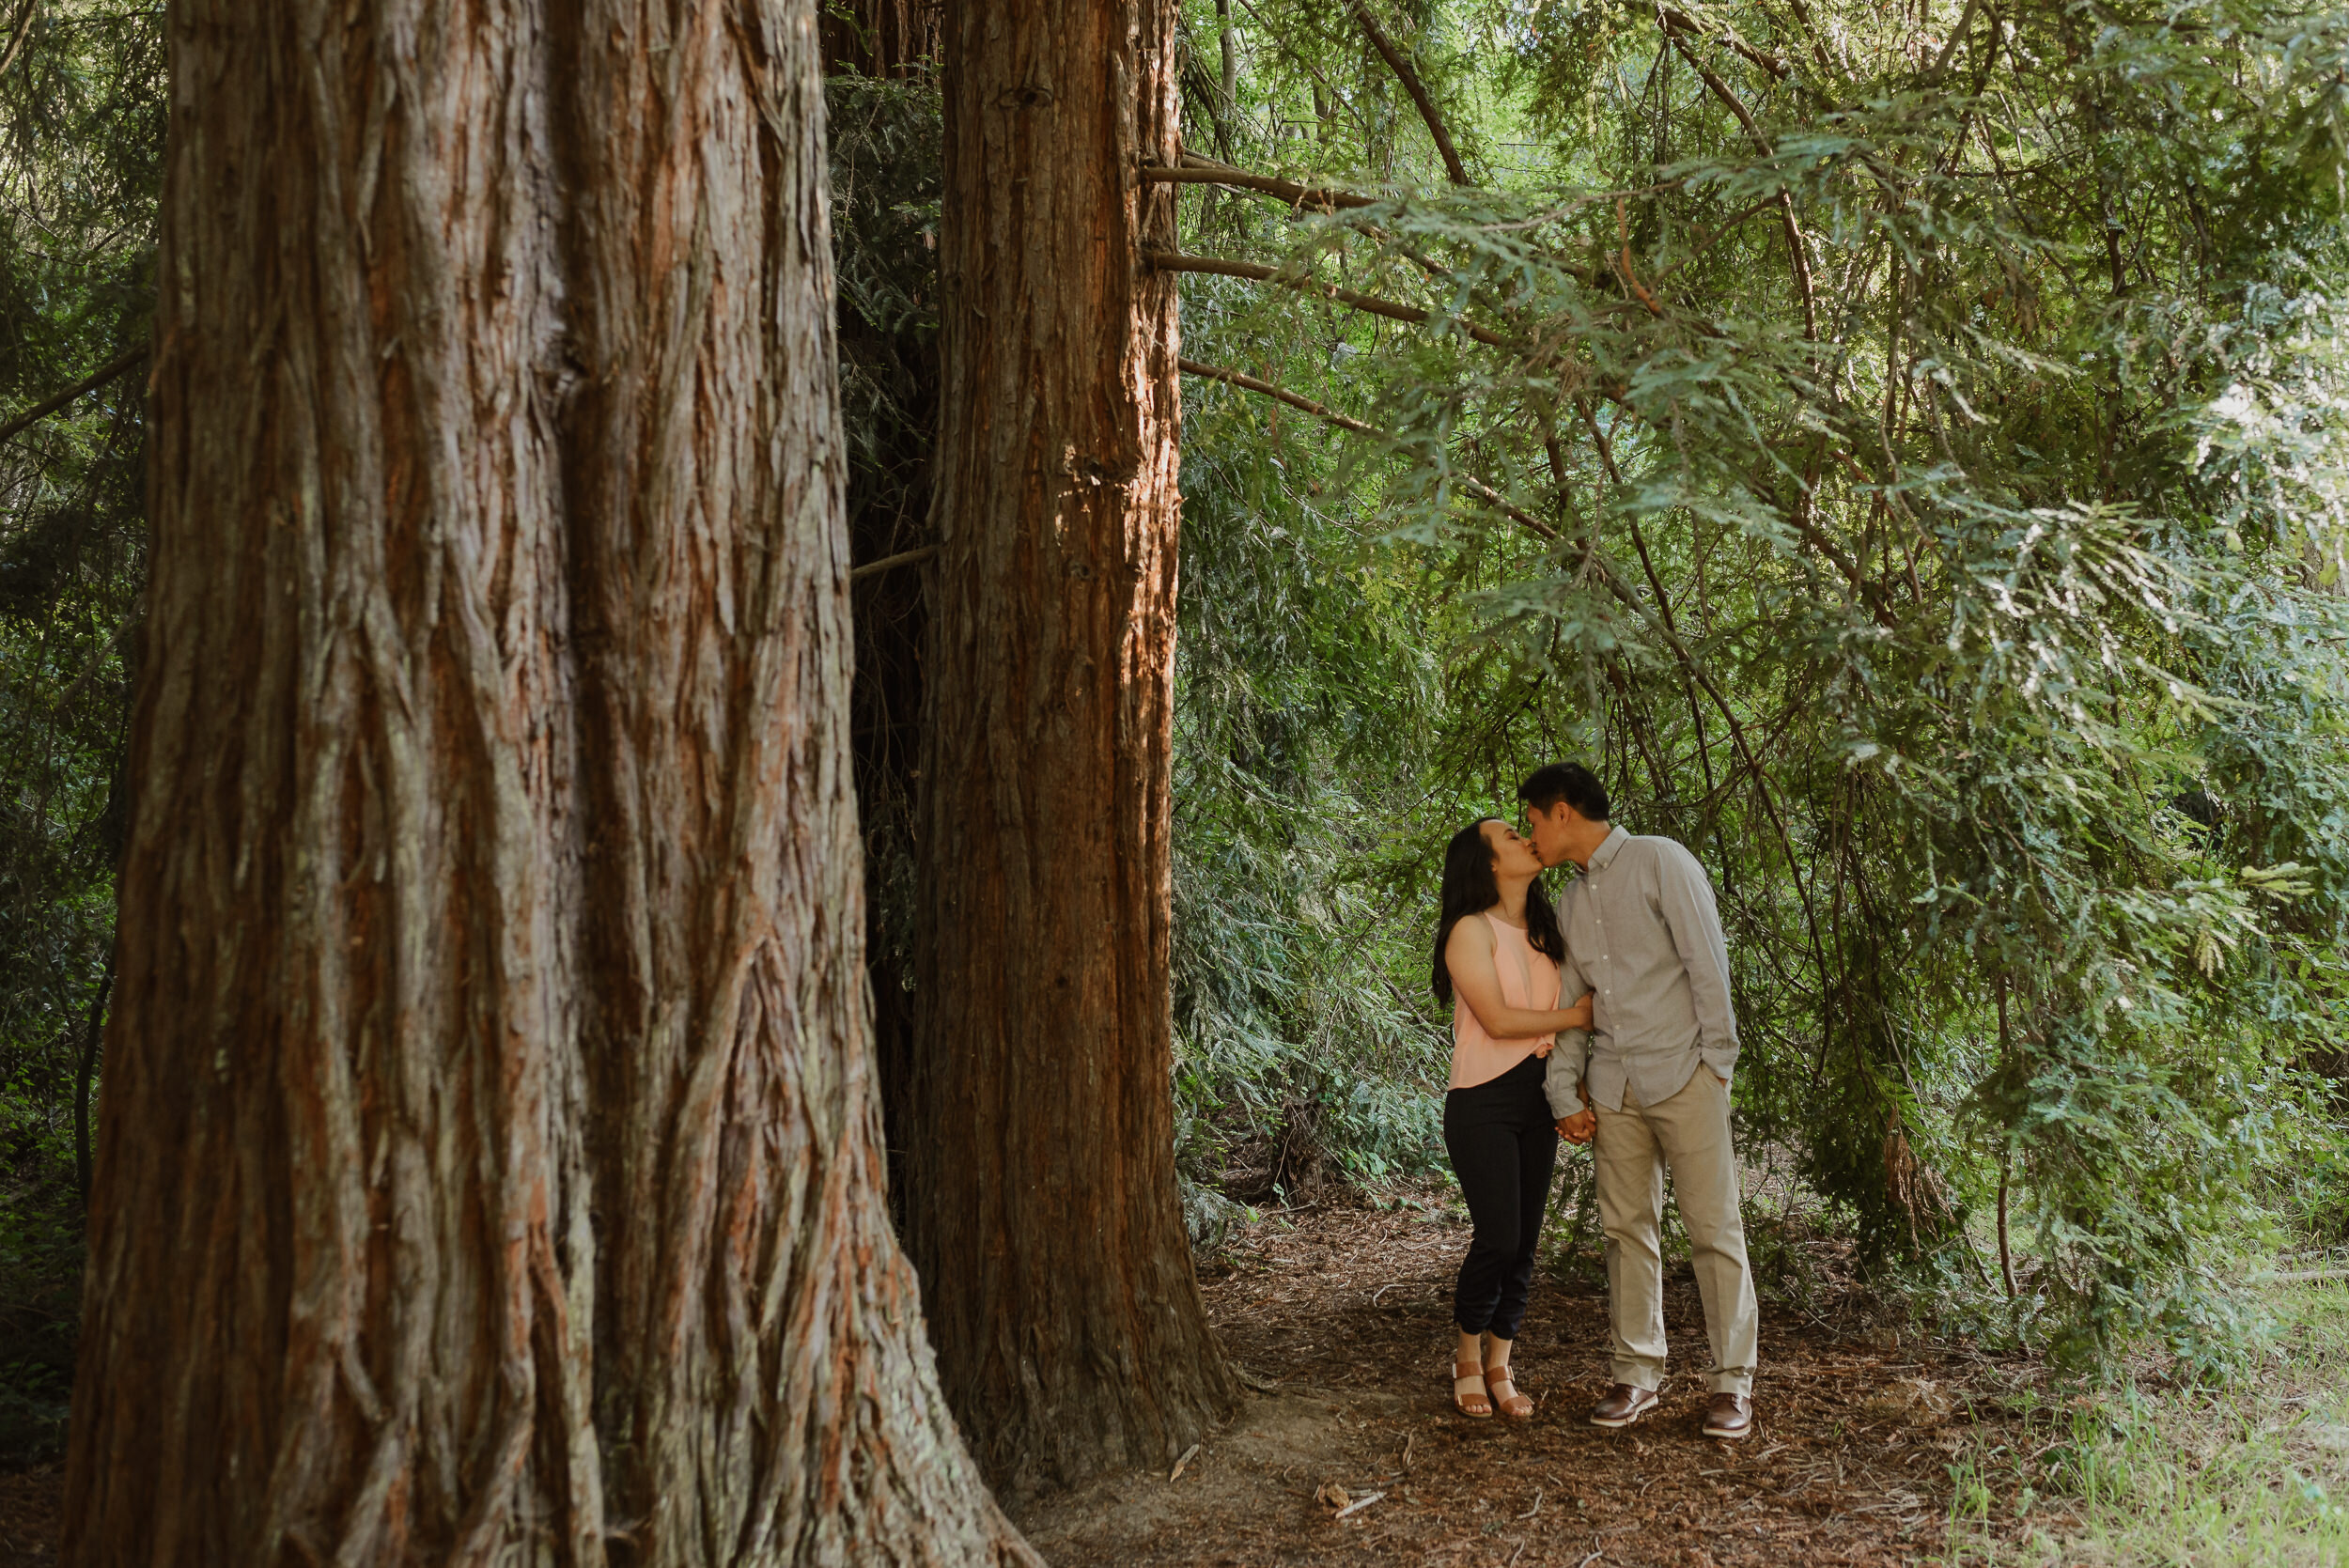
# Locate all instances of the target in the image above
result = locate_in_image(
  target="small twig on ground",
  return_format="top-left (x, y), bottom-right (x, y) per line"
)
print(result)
top-left (1333, 1490), bottom-right (1386, 1520)
top-left (1169, 1442), bottom-right (1201, 1483)
top-left (1517, 1486), bottom-right (1543, 1520)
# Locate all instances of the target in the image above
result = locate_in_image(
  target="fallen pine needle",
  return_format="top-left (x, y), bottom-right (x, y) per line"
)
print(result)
top-left (1169, 1442), bottom-right (1200, 1483)
top-left (1517, 1486), bottom-right (1543, 1520)
top-left (1332, 1490), bottom-right (1385, 1521)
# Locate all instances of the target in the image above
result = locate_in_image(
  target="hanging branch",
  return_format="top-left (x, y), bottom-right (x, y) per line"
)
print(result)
top-left (1349, 1), bottom-right (1471, 185)
top-left (1178, 359), bottom-right (1378, 435)
top-left (0, 342), bottom-right (149, 448)
top-left (1148, 251), bottom-right (1516, 348)
top-left (1185, 353), bottom-right (1833, 1022)
top-left (1661, 23), bottom-right (1819, 340)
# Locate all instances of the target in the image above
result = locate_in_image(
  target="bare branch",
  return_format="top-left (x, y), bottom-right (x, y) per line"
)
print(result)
top-left (0, 343), bottom-right (148, 450)
top-left (1349, 2), bottom-right (1470, 186)
top-left (1928, 0), bottom-right (1983, 81)
top-left (1144, 162), bottom-right (1376, 210)
top-left (1178, 358), bottom-right (1377, 436)
top-left (849, 544), bottom-right (939, 582)
top-left (1147, 251), bottom-right (1515, 348)
top-left (0, 0), bottom-right (41, 83)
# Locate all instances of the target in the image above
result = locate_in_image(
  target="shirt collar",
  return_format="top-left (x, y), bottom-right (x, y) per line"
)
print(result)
top-left (1584, 824), bottom-right (1630, 873)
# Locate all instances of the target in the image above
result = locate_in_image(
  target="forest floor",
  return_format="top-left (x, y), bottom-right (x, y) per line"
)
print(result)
top-left (7, 1199), bottom-right (2341, 1566)
top-left (1012, 1195), bottom-right (2013, 1567)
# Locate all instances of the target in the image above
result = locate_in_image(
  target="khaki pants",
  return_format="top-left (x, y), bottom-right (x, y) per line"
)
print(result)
top-left (1594, 1066), bottom-right (1757, 1396)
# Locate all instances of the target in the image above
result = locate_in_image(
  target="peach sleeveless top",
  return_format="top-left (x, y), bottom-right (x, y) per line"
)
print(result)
top-left (1448, 910), bottom-right (1563, 1090)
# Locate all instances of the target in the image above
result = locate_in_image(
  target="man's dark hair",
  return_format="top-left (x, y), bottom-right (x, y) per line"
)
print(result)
top-left (1518, 762), bottom-right (1610, 822)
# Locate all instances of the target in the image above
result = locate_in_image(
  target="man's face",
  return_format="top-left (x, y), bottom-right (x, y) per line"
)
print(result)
top-left (1522, 800), bottom-right (1578, 867)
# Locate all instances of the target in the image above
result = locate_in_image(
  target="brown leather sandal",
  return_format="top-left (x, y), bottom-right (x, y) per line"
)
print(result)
top-left (1451, 1358), bottom-right (1492, 1419)
top-left (1484, 1362), bottom-right (1534, 1421)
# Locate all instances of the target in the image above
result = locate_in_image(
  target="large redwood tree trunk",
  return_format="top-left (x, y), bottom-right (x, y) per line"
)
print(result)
top-left (907, 0), bottom-right (1237, 1493)
top-left (63, 3), bottom-right (1029, 1564)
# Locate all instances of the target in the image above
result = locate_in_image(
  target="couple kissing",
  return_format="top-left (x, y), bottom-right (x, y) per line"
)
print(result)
top-left (1433, 762), bottom-right (1756, 1440)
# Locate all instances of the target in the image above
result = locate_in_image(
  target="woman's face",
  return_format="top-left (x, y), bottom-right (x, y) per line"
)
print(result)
top-left (1479, 817), bottom-right (1545, 881)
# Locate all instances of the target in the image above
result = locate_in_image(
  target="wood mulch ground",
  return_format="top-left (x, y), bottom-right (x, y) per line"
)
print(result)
top-left (0, 1199), bottom-right (2045, 1566)
top-left (0, 1460), bottom-right (57, 1567)
top-left (1016, 1198), bottom-right (2039, 1566)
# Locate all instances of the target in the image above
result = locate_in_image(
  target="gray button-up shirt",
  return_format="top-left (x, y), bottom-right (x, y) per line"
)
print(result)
top-left (1542, 825), bottom-right (1739, 1116)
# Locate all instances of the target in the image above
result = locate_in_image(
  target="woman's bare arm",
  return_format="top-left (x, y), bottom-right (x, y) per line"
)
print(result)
top-left (1445, 921), bottom-right (1593, 1040)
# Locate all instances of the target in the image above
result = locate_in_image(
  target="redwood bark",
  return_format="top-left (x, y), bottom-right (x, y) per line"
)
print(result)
top-left (908, 0), bottom-right (1237, 1493)
top-left (64, 3), bottom-right (1029, 1564)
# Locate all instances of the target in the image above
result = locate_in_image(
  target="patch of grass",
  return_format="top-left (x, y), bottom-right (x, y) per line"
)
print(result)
top-left (1941, 1278), bottom-right (2349, 1566)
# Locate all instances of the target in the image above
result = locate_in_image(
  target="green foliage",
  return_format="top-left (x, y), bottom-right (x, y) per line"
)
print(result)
top-left (1167, 0), bottom-right (2349, 1360)
top-left (0, 0), bottom-right (163, 1463)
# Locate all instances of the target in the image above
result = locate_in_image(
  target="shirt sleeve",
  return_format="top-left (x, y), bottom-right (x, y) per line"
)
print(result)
top-left (1543, 939), bottom-right (1589, 1117)
top-left (1544, 1032), bottom-right (1589, 1120)
top-left (1655, 841), bottom-right (1739, 1078)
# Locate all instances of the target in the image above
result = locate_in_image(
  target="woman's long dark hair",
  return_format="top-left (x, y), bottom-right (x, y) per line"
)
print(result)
top-left (1431, 817), bottom-right (1567, 1004)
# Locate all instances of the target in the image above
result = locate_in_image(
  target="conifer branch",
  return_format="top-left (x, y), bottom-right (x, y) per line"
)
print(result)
top-left (1148, 251), bottom-right (1513, 348)
top-left (1144, 161), bottom-right (1376, 210)
top-left (1657, 5), bottom-right (1789, 81)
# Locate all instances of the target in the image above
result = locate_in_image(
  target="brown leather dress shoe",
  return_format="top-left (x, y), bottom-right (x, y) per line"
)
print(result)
top-left (1703, 1392), bottom-right (1753, 1438)
top-left (1587, 1383), bottom-right (1659, 1428)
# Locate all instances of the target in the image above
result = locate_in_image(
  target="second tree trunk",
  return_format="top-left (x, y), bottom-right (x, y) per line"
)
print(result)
top-left (909, 0), bottom-right (1237, 1494)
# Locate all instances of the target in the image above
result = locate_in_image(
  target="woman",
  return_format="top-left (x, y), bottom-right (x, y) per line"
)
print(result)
top-left (1433, 817), bottom-right (1593, 1420)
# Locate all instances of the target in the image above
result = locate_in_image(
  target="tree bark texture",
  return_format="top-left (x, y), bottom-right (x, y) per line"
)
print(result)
top-left (63, 4), bottom-right (1030, 1565)
top-left (909, 0), bottom-right (1237, 1494)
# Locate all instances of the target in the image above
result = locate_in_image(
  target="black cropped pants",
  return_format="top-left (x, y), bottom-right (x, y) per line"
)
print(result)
top-left (1443, 1051), bottom-right (1560, 1341)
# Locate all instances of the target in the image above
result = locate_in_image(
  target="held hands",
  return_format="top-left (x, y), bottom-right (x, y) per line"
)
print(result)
top-left (1557, 1082), bottom-right (1595, 1145)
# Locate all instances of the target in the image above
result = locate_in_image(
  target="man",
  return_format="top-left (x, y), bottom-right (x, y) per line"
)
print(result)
top-left (1520, 762), bottom-right (1758, 1439)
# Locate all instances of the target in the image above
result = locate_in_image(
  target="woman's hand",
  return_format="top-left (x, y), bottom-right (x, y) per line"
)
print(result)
top-left (1560, 994), bottom-right (1594, 1031)
top-left (1556, 1108), bottom-right (1596, 1144)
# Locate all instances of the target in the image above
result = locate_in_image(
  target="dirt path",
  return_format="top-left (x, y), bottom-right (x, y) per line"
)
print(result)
top-left (1016, 1203), bottom-right (2018, 1566)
